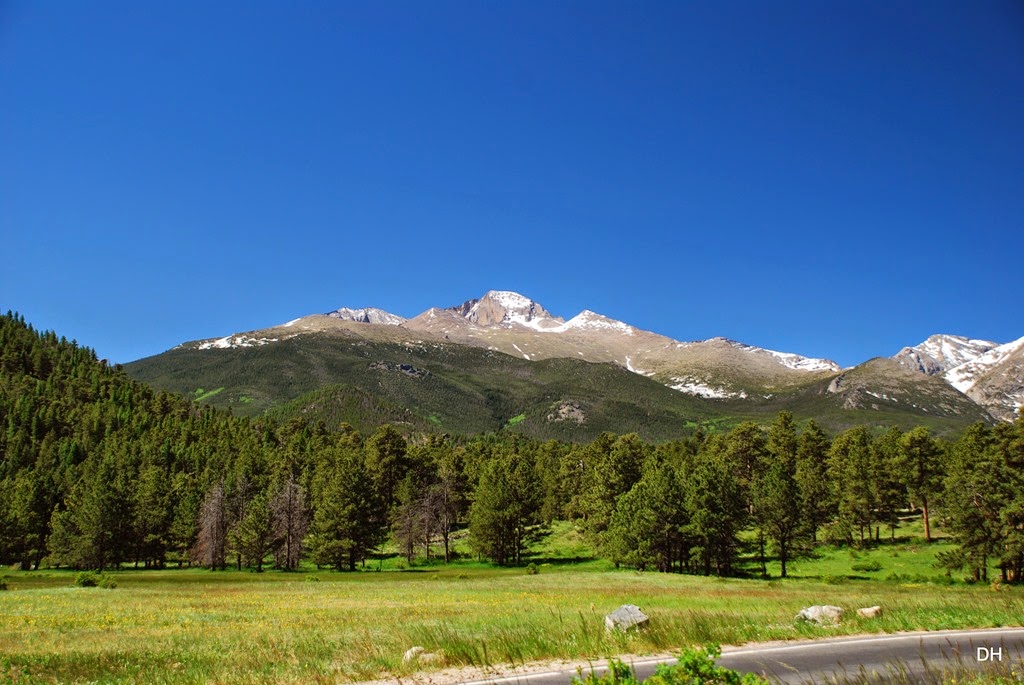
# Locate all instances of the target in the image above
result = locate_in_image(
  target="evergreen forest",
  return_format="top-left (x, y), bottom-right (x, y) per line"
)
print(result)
top-left (2, 312), bottom-right (1023, 583)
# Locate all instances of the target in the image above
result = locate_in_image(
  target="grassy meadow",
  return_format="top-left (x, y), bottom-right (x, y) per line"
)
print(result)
top-left (2, 523), bottom-right (1022, 684)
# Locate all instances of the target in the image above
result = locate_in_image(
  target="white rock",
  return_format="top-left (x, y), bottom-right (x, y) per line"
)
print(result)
top-left (796, 605), bottom-right (844, 624)
top-left (857, 606), bottom-right (883, 619)
top-left (402, 646), bottom-right (425, 664)
top-left (402, 646), bottom-right (443, 666)
top-left (605, 604), bottom-right (649, 632)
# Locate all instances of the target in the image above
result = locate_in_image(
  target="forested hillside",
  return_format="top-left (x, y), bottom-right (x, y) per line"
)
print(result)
top-left (2, 312), bottom-right (1022, 583)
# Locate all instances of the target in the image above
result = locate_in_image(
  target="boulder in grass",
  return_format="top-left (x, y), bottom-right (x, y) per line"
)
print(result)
top-left (605, 604), bottom-right (649, 632)
top-left (403, 646), bottom-right (444, 666)
top-left (402, 646), bottom-right (424, 664)
top-left (796, 605), bottom-right (844, 624)
top-left (857, 606), bottom-right (883, 619)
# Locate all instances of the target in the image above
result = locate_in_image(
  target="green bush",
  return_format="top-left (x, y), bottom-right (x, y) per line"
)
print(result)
top-left (526, 562), bottom-right (539, 575)
top-left (98, 576), bottom-right (118, 589)
top-left (0, 577), bottom-right (8, 591)
top-left (75, 571), bottom-right (99, 587)
top-left (304, 575), bottom-right (320, 583)
top-left (572, 646), bottom-right (767, 685)
top-left (851, 560), bottom-right (882, 572)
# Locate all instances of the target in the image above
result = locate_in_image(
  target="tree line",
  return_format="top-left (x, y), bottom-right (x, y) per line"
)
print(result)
top-left (1, 311), bottom-right (1022, 582)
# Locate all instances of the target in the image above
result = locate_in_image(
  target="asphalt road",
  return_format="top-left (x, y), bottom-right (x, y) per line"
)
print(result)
top-left (458, 628), bottom-right (1024, 685)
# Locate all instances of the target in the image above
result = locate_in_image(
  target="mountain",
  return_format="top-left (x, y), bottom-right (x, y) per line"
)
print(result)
top-left (893, 334), bottom-right (998, 375)
top-left (326, 307), bottom-right (407, 326)
top-left (943, 337), bottom-right (1024, 422)
top-left (894, 334), bottom-right (1024, 421)
top-left (129, 330), bottom-right (725, 442)
top-left (123, 290), bottom-right (1002, 438)
top-left (404, 290), bottom-right (842, 399)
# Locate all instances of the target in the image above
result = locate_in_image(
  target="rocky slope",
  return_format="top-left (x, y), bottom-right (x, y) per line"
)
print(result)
top-left (895, 334), bottom-right (1024, 421)
top-left (134, 290), bottom-right (1012, 434)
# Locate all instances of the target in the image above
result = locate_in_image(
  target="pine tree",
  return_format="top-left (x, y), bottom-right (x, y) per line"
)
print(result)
top-left (898, 426), bottom-right (943, 542)
top-left (306, 448), bottom-right (384, 571)
top-left (468, 452), bottom-right (541, 565)
top-left (228, 489), bottom-right (276, 571)
top-left (753, 413), bottom-right (806, 577)
top-left (829, 427), bottom-right (876, 544)
top-left (795, 420), bottom-right (831, 542)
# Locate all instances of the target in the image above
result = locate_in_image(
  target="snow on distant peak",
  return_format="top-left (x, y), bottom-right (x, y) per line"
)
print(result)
top-left (484, 290), bottom-right (536, 312)
top-left (327, 307), bottom-right (406, 325)
top-left (765, 349), bottom-right (841, 372)
top-left (944, 336), bottom-right (1024, 393)
top-left (705, 337), bottom-right (840, 372)
top-left (558, 310), bottom-right (635, 335)
top-left (895, 334), bottom-right (998, 376)
top-left (453, 291), bottom-right (562, 330)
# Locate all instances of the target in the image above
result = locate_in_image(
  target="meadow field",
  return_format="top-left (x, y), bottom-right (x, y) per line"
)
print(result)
top-left (2, 524), bottom-right (1022, 685)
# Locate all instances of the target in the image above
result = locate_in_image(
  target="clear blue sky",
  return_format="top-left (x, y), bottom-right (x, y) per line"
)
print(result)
top-left (2, 1), bottom-right (1022, 367)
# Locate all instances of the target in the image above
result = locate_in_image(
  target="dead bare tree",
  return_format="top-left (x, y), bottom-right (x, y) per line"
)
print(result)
top-left (271, 475), bottom-right (309, 571)
top-left (192, 482), bottom-right (227, 570)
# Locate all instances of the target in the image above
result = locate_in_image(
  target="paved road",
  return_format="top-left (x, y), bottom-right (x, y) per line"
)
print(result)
top-left (458, 628), bottom-right (1024, 685)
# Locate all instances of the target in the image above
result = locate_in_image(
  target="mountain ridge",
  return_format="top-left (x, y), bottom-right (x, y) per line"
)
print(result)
top-left (126, 290), bottom-right (1015, 435)
top-left (169, 290), bottom-right (1018, 421)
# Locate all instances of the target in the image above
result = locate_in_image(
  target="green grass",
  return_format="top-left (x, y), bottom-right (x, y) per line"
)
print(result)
top-left (508, 413), bottom-right (527, 426)
top-left (2, 523), bottom-right (1022, 684)
top-left (2, 566), bottom-right (1020, 684)
top-left (192, 387), bottom-right (224, 402)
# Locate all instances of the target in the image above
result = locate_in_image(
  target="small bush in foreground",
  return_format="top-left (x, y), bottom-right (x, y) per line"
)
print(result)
top-left (572, 645), bottom-right (767, 685)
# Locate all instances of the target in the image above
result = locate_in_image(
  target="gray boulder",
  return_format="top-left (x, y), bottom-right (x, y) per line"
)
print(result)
top-left (605, 604), bottom-right (649, 632)
top-left (796, 605), bottom-right (844, 624)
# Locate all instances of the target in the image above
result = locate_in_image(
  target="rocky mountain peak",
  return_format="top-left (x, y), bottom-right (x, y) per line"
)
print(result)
top-left (326, 307), bottom-right (406, 326)
top-left (447, 290), bottom-right (562, 329)
top-left (893, 334), bottom-right (998, 376)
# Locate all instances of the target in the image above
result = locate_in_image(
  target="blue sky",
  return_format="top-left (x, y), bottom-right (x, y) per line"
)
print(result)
top-left (2, 1), bottom-right (1022, 367)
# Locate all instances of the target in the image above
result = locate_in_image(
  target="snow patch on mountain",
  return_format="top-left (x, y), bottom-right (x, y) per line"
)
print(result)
top-left (558, 310), bottom-right (635, 335)
top-left (708, 337), bottom-right (840, 372)
top-left (765, 349), bottom-right (841, 372)
top-left (944, 336), bottom-right (1024, 393)
top-left (624, 356), bottom-right (653, 376)
top-left (895, 334), bottom-right (998, 376)
top-left (198, 335), bottom-right (278, 350)
top-left (327, 307), bottom-right (406, 325)
top-left (453, 291), bottom-right (563, 330)
top-left (670, 376), bottom-right (747, 399)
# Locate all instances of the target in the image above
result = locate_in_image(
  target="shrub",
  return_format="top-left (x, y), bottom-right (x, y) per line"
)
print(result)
top-left (75, 571), bottom-right (99, 587)
top-left (823, 575), bottom-right (847, 585)
top-left (526, 562), bottom-right (539, 575)
top-left (304, 575), bottom-right (320, 583)
top-left (0, 577), bottom-right (8, 591)
top-left (851, 560), bottom-right (882, 572)
top-left (572, 646), bottom-right (767, 685)
top-left (98, 576), bottom-right (117, 589)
